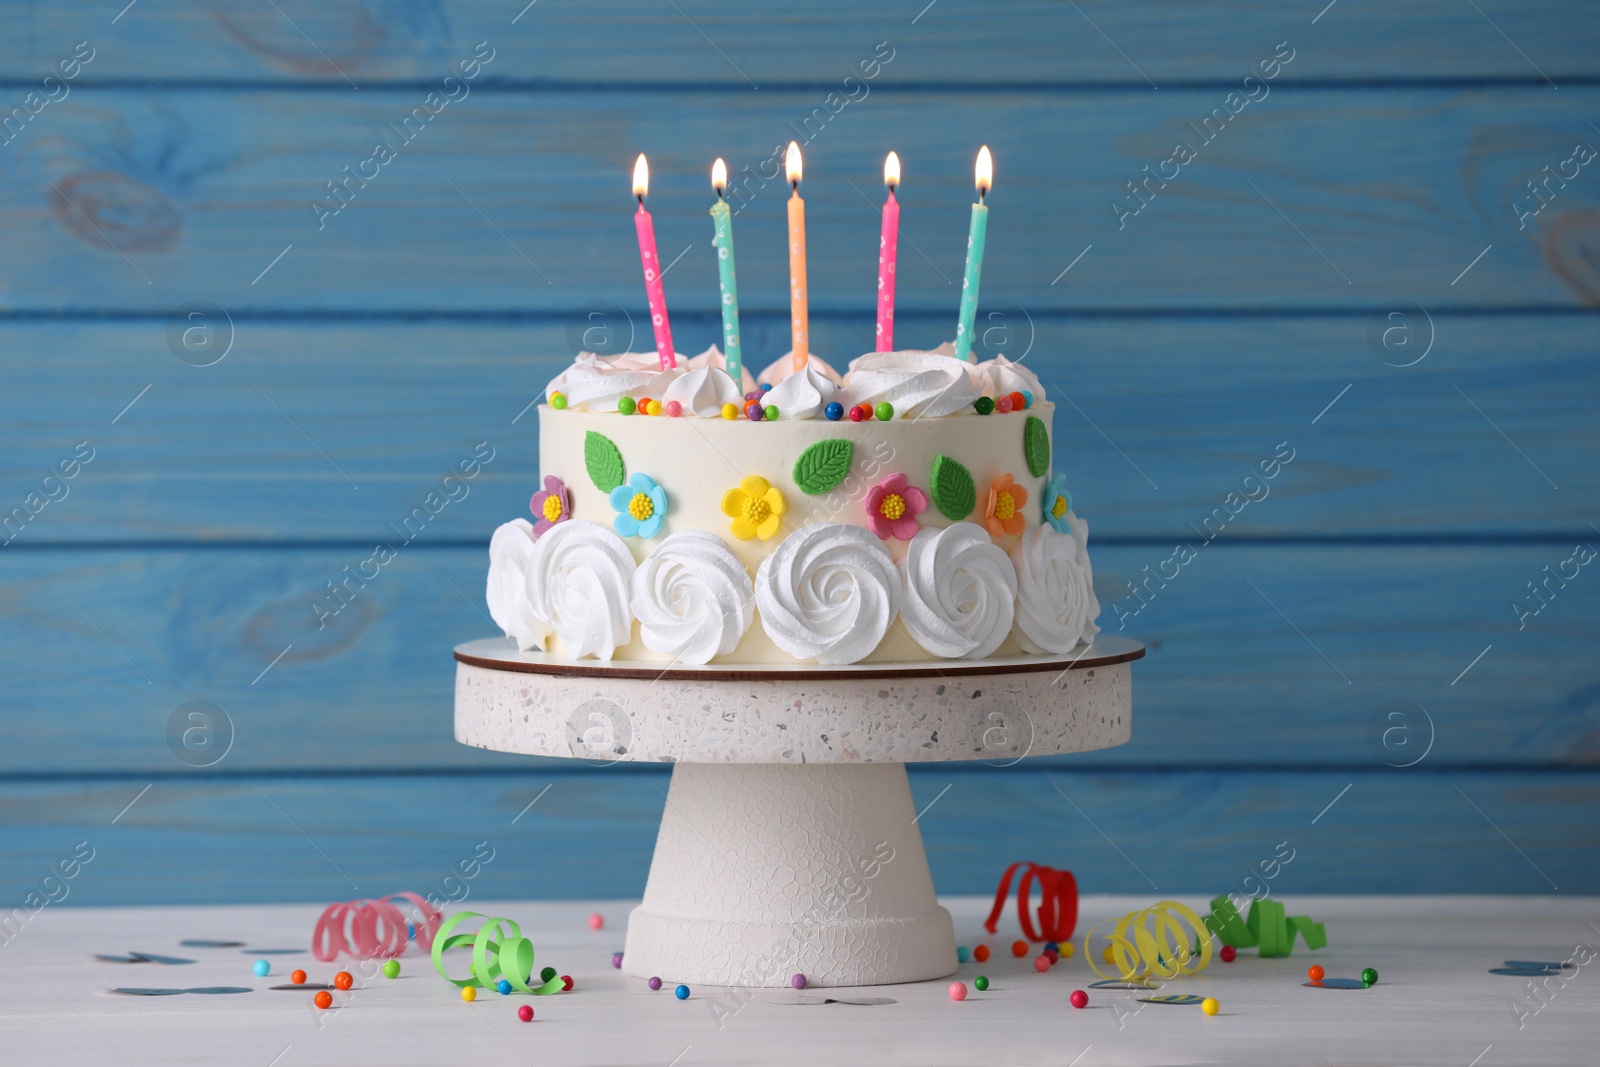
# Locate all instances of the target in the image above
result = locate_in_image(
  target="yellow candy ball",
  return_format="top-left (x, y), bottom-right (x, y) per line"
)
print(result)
top-left (1102, 946), bottom-right (1114, 964)
top-left (461, 986), bottom-right (477, 1003)
top-left (721, 403), bottom-right (738, 420)
top-left (647, 399), bottom-right (662, 416)
top-left (1060, 943), bottom-right (1074, 958)
top-left (1201, 997), bottom-right (1219, 1016)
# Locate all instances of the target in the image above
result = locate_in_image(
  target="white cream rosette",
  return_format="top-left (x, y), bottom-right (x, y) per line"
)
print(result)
top-left (897, 522), bottom-right (1018, 659)
top-left (754, 522), bottom-right (901, 664)
top-left (544, 350), bottom-right (681, 411)
top-left (662, 364), bottom-right (743, 417)
top-left (630, 530), bottom-right (754, 664)
top-left (839, 349), bottom-right (985, 418)
top-left (1009, 522), bottom-right (1100, 654)
top-left (760, 361), bottom-right (838, 419)
top-left (486, 518), bottom-right (549, 651)
top-left (525, 519), bottom-right (637, 660)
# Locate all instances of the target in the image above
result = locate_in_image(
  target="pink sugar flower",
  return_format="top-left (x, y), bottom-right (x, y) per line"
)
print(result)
top-left (864, 472), bottom-right (928, 541)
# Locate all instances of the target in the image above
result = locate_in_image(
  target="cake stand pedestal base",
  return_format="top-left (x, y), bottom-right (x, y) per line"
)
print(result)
top-left (622, 762), bottom-right (954, 988)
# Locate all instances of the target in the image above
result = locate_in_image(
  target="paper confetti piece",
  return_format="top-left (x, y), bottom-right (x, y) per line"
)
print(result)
top-left (313, 893), bottom-right (441, 962)
top-left (431, 912), bottom-right (565, 995)
top-left (110, 987), bottom-right (253, 996)
top-left (1089, 979), bottom-right (1161, 990)
top-left (1304, 978), bottom-right (1367, 989)
top-left (1138, 994), bottom-right (1207, 1005)
top-left (180, 940), bottom-right (244, 948)
top-left (983, 862), bottom-right (1078, 943)
top-left (1201, 896), bottom-right (1325, 958)
top-left (1084, 901), bottom-right (1213, 982)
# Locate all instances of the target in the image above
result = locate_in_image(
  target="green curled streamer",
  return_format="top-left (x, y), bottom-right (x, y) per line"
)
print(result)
top-left (431, 911), bottom-right (565, 995)
top-left (1202, 895), bottom-right (1326, 958)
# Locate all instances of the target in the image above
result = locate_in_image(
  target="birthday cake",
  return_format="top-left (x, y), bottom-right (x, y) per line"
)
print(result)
top-left (485, 344), bottom-right (1099, 667)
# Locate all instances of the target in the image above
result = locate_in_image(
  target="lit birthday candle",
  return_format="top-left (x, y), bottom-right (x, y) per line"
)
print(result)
top-left (786, 141), bottom-right (809, 374)
top-left (876, 151), bottom-right (900, 353)
top-left (953, 146), bottom-right (992, 364)
top-left (709, 158), bottom-right (742, 383)
top-left (632, 154), bottom-right (676, 371)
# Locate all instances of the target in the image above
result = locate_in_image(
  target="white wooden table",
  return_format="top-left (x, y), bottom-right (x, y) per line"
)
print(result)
top-left (3, 896), bottom-right (1595, 1066)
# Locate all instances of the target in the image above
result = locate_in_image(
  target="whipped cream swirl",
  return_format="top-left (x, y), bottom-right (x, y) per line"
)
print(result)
top-left (685, 344), bottom-right (757, 394)
top-left (1009, 521), bottom-right (1100, 654)
top-left (525, 520), bottom-right (637, 660)
top-left (545, 350), bottom-right (681, 412)
top-left (630, 530), bottom-right (755, 664)
top-left (757, 352), bottom-right (844, 388)
top-left (662, 364), bottom-right (742, 417)
top-left (897, 523), bottom-right (1018, 659)
top-left (486, 519), bottom-right (549, 651)
top-left (760, 361), bottom-right (838, 419)
top-left (840, 350), bottom-right (985, 418)
top-left (754, 522), bottom-right (901, 664)
top-left (980, 354), bottom-right (1047, 402)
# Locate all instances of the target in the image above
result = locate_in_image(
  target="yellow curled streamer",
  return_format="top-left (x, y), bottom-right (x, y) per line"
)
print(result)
top-left (1083, 900), bottom-right (1213, 982)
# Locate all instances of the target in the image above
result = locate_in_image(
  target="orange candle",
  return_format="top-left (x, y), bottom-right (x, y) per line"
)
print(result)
top-left (786, 141), bottom-right (809, 374)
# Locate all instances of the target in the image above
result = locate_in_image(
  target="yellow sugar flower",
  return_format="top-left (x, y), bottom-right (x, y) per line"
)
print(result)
top-left (721, 475), bottom-right (786, 541)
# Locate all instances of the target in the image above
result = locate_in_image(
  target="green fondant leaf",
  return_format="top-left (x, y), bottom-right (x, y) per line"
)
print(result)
top-left (792, 438), bottom-right (855, 496)
top-left (930, 455), bottom-right (976, 520)
top-left (1023, 416), bottom-right (1050, 479)
top-left (584, 430), bottom-right (625, 493)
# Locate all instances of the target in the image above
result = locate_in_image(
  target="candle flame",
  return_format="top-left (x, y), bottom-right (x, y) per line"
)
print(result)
top-left (975, 146), bottom-right (992, 196)
top-left (712, 157), bottom-right (727, 194)
top-left (633, 154), bottom-right (649, 199)
top-left (786, 141), bottom-right (803, 186)
top-left (884, 151), bottom-right (900, 189)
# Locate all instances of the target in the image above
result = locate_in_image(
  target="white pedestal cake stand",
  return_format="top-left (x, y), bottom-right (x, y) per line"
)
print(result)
top-left (453, 636), bottom-right (1143, 988)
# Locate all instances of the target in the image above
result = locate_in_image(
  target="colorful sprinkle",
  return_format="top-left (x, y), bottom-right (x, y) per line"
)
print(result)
top-left (874, 401), bottom-right (894, 422)
top-left (848, 405), bottom-right (866, 423)
top-left (948, 982), bottom-right (968, 1001)
top-left (1044, 949), bottom-right (1060, 964)
top-left (589, 913), bottom-right (604, 930)
top-left (1011, 940), bottom-right (1028, 958)
top-left (550, 392), bottom-right (567, 410)
top-left (765, 405), bottom-right (779, 421)
top-left (1044, 941), bottom-right (1059, 953)
top-left (1070, 989), bottom-right (1088, 1009)
top-left (745, 403), bottom-right (764, 422)
top-left (496, 979), bottom-right (512, 995)
top-left (518, 1004), bottom-right (534, 1022)
top-left (1008, 391), bottom-right (1026, 411)
top-left (825, 401), bottom-right (844, 421)
top-left (561, 975), bottom-right (574, 991)
top-left (461, 986), bottom-right (477, 1003)
top-left (973, 945), bottom-right (991, 963)
top-left (333, 971), bottom-right (353, 991)
top-left (995, 394), bottom-right (1014, 414)
top-left (974, 396), bottom-right (995, 415)
top-left (745, 390), bottom-right (763, 402)
top-left (791, 973), bottom-right (807, 989)
top-left (1060, 943), bottom-right (1075, 958)
top-left (252, 960), bottom-right (270, 977)
top-left (1034, 956), bottom-right (1051, 972)
top-left (612, 952), bottom-right (624, 969)
top-left (1202, 997), bottom-right (1220, 1016)
top-left (1361, 967), bottom-right (1378, 987)
top-left (290, 970), bottom-right (307, 985)
top-left (648, 977), bottom-right (662, 990)
top-left (721, 403), bottom-right (738, 420)
top-left (665, 400), bottom-right (683, 417)
top-left (382, 960), bottom-right (400, 979)
top-left (314, 990), bottom-right (333, 1009)
top-left (674, 984), bottom-right (690, 1000)
top-left (1021, 389), bottom-right (1034, 408)
top-left (956, 946), bottom-right (970, 963)
top-left (973, 975), bottom-right (989, 991)
top-left (1308, 965), bottom-right (1325, 982)
top-left (617, 396), bottom-right (637, 416)
top-left (540, 966), bottom-right (557, 983)
top-left (1220, 945), bottom-right (1237, 963)
top-left (759, 382), bottom-right (772, 393)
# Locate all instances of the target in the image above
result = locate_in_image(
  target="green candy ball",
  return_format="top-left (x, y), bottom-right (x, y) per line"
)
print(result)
top-left (382, 959), bottom-right (400, 979)
top-left (540, 966), bottom-right (558, 983)
top-left (874, 401), bottom-right (894, 422)
top-left (974, 396), bottom-right (996, 416)
top-left (550, 393), bottom-right (567, 410)
top-left (974, 975), bottom-right (990, 991)
top-left (1361, 967), bottom-right (1378, 987)
top-left (765, 405), bottom-right (779, 421)
top-left (617, 396), bottom-right (637, 416)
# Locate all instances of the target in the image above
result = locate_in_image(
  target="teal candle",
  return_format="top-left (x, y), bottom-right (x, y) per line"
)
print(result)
top-left (710, 159), bottom-right (742, 383)
top-left (953, 146), bottom-right (992, 364)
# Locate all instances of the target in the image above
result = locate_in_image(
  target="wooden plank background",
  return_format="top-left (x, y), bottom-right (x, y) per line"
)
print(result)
top-left (1, 0), bottom-right (1596, 906)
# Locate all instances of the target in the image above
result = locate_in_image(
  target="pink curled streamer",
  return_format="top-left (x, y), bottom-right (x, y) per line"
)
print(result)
top-left (312, 893), bottom-right (442, 962)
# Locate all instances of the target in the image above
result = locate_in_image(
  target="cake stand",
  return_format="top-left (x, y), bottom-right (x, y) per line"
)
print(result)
top-left (453, 636), bottom-right (1143, 988)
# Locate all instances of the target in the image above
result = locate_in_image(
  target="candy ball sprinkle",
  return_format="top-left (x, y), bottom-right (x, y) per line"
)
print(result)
top-left (759, 382), bottom-right (773, 393)
top-left (974, 396), bottom-right (995, 416)
top-left (825, 401), bottom-right (844, 421)
top-left (617, 396), bottom-right (636, 416)
top-left (745, 403), bottom-right (765, 422)
top-left (1044, 941), bottom-right (1059, 953)
top-left (1070, 989), bottom-right (1088, 1009)
top-left (1220, 945), bottom-right (1237, 963)
top-left (589, 913), bottom-right (604, 930)
top-left (1011, 940), bottom-right (1028, 959)
top-left (721, 403), bottom-right (738, 420)
top-left (518, 1004), bottom-right (534, 1022)
top-left (252, 960), bottom-right (270, 977)
top-left (648, 977), bottom-right (662, 991)
top-left (290, 970), bottom-right (307, 985)
top-left (1308, 965), bottom-right (1325, 982)
top-left (314, 990), bottom-right (333, 1009)
top-left (973, 945), bottom-right (991, 963)
top-left (612, 952), bottom-right (624, 969)
top-left (765, 405), bottom-right (779, 421)
top-left (1034, 956), bottom-right (1051, 973)
top-left (1044, 949), bottom-right (1060, 964)
top-left (665, 400), bottom-right (683, 418)
top-left (995, 394), bottom-right (1014, 414)
top-left (956, 946), bottom-right (970, 963)
top-left (382, 960), bottom-right (400, 979)
top-left (848, 405), bottom-right (866, 423)
top-left (496, 979), bottom-right (512, 995)
top-left (1021, 390), bottom-right (1034, 408)
top-left (1361, 967), bottom-right (1379, 987)
top-left (948, 982), bottom-right (968, 1001)
top-left (334, 971), bottom-right (354, 991)
top-left (1060, 943), bottom-right (1074, 958)
top-left (791, 973), bottom-right (807, 989)
top-left (675, 984), bottom-right (690, 1000)
top-left (1202, 997), bottom-right (1220, 1016)
top-left (540, 966), bottom-right (558, 983)
top-left (874, 401), bottom-right (894, 422)
top-left (561, 975), bottom-right (574, 991)
top-left (1008, 391), bottom-right (1026, 411)
top-left (550, 393), bottom-right (567, 410)
top-left (973, 976), bottom-right (989, 991)
top-left (461, 987), bottom-right (477, 1003)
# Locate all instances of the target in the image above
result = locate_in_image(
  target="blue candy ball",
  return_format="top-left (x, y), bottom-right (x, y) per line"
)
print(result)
top-left (824, 401), bottom-right (844, 421)
top-left (497, 979), bottom-right (512, 995)
top-left (674, 984), bottom-right (690, 1000)
top-left (956, 946), bottom-right (970, 963)
top-left (759, 382), bottom-right (772, 392)
top-left (252, 959), bottom-right (270, 977)
top-left (1021, 389), bottom-right (1034, 409)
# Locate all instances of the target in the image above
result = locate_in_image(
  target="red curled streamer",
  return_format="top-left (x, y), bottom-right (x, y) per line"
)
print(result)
top-left (983, 862), bottom-right (1078, 943)
top-left (312, 893), bottom-right (443, 962)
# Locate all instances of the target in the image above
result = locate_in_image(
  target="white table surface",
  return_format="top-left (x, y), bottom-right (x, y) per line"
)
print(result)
top-left (3, 895), bottom-right (1596, 1067)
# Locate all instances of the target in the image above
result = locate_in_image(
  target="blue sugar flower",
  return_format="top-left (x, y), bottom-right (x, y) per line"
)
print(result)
top-left (610, 473), bottom-right (669, 539)
top-left (1041, 473), bottom-right (1073, 533)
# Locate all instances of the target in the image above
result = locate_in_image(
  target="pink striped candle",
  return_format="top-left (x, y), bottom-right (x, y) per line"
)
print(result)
top-left (632, 154), bottom-right (676, 371)
top-left (876, 151), bottom-right (901, 352)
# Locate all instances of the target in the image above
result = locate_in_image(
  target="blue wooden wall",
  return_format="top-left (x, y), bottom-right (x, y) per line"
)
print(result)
top-left (2, 1), bottom-right (1598, 907)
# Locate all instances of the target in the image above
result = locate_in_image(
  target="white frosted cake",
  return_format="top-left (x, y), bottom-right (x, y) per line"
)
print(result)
top-left (486, 344), bottom-right (1100, 666)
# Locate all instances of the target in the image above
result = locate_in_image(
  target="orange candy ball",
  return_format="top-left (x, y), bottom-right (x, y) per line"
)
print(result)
top-left (1011, 940), bottom-right (1029, 958)
top-left (333, 971), bottom-right (353, 991)
top-left (1308, 965), bottom-right (1325, 982)
top-left (1008, 391), bottom-right (1026, 410)
top-left (973, 944), bottom-right (991, 962)
top-left (314, 990), bottom-right (333, 1009)
top-left (290, 970), bottom-right (307, 985)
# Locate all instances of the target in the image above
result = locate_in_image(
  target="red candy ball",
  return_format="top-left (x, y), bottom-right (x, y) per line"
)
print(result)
top-left (1308, 965), bottom-right (1325, 982)
top-left (314, 990), bottom-right (333, 1009)
top-left (1008, 391), bottom-right (1026, 411)
top-left (973, 944), bottom-right (991, 963)
top-left (333, 971), bottom-right (353, 991)
top-left (1220, 945), bottom-right (1237, 963)
top-left (1011, 940), bottom-right (1028, 958)
top-left (1044, 949), bottom-right (1060, 963)
top-left (848, 405), bottom-right (866, 423)
top-left (1034, 956), bottom-right (1051, 972)
top-left (560, 975), bottom-right (574, 991)
top-left (290, 970), bottom-right (307, 985)
top-left (1070, 989), bottom-right (1088, 1009)
top-left (517, 1004), bottom-right (534, 1022)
